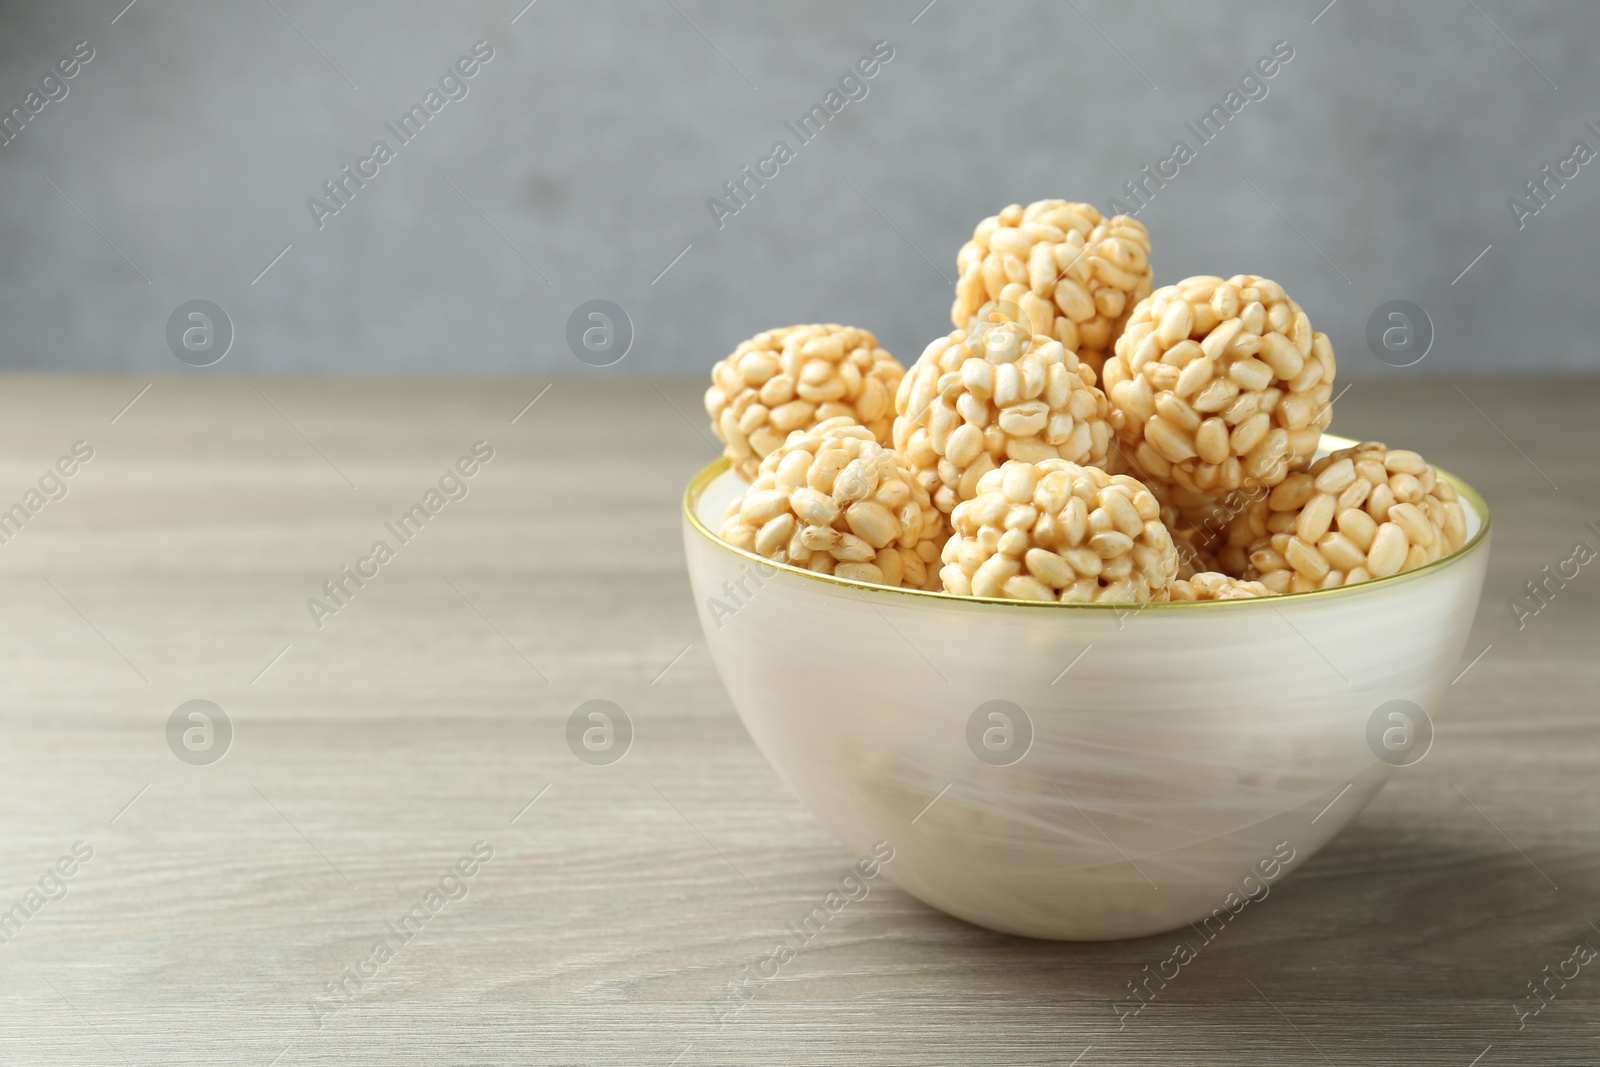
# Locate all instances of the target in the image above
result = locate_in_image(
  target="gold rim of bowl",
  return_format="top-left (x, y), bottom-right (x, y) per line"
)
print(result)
top-left (683, 434), bottom-right (1492, 611)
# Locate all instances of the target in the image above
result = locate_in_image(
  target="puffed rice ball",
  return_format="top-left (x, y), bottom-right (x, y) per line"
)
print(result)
top-left (706, 324), bottom-right (904, 482)
top-left (1125, 470), bottom-right (1235, 578)
top-left (894, 320), bottom-right (1113, 517)
top-left (940, 459), bottom-right (1178, 603)
top-left (1172, 535), bottom-right (1223, 581)
top-left (1209, 491), bottom-right (1277, 578)
top-left (1243, 442), bottom-right (1469, 594)
top-left (1168, 572), bottom-right (1274, 601)
top-left (719, 418), bottom-right (944, 590)
top-left (1102, 275), bottom-right (1336, 496)
top-left (951, 201), bottom-right (1153, 380)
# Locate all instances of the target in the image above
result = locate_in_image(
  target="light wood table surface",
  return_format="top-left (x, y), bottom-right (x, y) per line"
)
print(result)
top-left (0, 376), bottom-right (1595, 1066)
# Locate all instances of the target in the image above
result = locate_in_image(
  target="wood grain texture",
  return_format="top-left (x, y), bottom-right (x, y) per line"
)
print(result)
top-left (0, 376), bottom-right (1595, 1066)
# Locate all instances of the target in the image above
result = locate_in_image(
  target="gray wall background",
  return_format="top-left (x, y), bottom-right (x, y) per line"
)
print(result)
top-left (0, 0), bottom-right (1596, 377)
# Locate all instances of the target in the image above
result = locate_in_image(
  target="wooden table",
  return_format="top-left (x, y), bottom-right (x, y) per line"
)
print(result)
top-left (0, 376), bottom-right (1594, 1066)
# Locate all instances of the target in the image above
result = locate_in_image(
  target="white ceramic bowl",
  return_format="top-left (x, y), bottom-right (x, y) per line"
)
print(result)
top-left (683, 435), bottom-right (1490, 940)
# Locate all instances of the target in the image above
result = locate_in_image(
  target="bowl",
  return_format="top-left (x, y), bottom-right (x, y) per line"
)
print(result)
top-left (682, 435), bottom-right (1490, 940)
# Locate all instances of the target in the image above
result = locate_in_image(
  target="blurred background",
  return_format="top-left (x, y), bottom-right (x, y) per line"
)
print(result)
top-left (0, 0), bottom-right (1596, 378)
